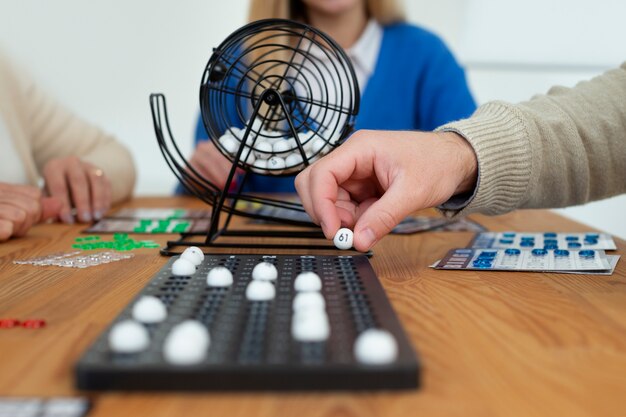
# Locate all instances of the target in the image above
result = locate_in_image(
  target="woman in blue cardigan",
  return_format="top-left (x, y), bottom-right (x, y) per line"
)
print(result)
top-left (184, 0), bottom-right (476, 193)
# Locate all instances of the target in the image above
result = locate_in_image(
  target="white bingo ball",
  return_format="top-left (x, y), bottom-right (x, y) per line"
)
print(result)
top-left (171, 258), bottom-right (196, 276)
top-left (329, 131), bottom-right (343, 146)
top-left (353, 329), bottom-right (398, 365)
top-left (252, 261), bottom-right (278, 281)
top-left (229, 127), bottom-right (243, 140)
top-left (298, 131), bottom-right (315, 150)
top-left (132, 295), bottom-right (167, 324)
top-left (218, 134), bottom-right (239, 155)
top-left (253, 141), bottom-right (273, 159)
top-left (241, 147), bottom-right (256, 165)
top-left (252, 159), bottom-right (268, 174)
top-left (181, 246), bottom-right (204, 266)
top-left (333, 228), bottom-right (354, 250)
top-left (285, 152), bottom-right (304, 168)
top-left (259, 128), bottom-right (276, 139)
top-left (249, 118), bottom-right (264, 132)
top-left (291, 310), bottom-right (330, 342)
top-left (310, 138), bottom-right (327, 156)
top-left (267, 156), bottom-right (286, 174)
top-left (294, 271), bottom-right (322, 292)
top-left (245, 280), bottom-right (276, 301)
top-left (293, 291), bottom-right (326, 312)
top-left (163, 320), bottom-right (210, 365)
top-left (243, 131), bottom-right (258, 145)
top-left (108, 320), bottom-right (150, 353)
top-left (207, 266), bottom-right (234, 287)
top-left (272, 138), bottom-right (293, 155)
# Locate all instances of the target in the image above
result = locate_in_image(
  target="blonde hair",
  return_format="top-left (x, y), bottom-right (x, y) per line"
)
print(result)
top-left (248, 0), bottom-right (405, 25)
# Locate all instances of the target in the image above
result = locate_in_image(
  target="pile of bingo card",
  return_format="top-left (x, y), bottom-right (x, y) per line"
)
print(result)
top-left (433, 232), bottom-right (620, 275)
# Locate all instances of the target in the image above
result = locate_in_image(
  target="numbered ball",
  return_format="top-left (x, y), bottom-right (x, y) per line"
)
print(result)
top-left (353, 329), bottom-right (398, 365)
top-left (291, 310), bottom-right (330, 342)
top-left (333, 228), bottom-right (354, 250)
top-left (218, 134), bottom-right (239, 155)
top-left (108, 320), bottom-right (150, 353)
top-left (181, 246), bottom-right (204, 266)
top-left (328, 130), bottom-right (343, 146)
top-left (163, 320), bottom-right (210, 365)
top-left (229, 127), bottom-right (243, 140)
top-left (132, 296), bottom-right (167, 324)
top-left (252, 261), bottom-right (278, 281)
top-left (267, 156), bottom-right (286, 174)
top-left (285, 152), bottom-right (304, 168)
top-left (207, 266), bottom-right (234, 287)
top-left (172, 258), bottom-right (196, 276)
top-left (245, 280), bottom-right (276, 301)
top-left (252, 159), bottom-right (268, 174)
top-left (298, 131), bottom-right (315, 151)
top-left (293, 291), bottom-right (326, 312)
top-left (294, 271), bottom-right (322, 292)
top-left (249, 118), bottom-right (264, 133)
top-left (241, 147), bottom-right (256, 164)
top-left (253, 141), bottom-right (273, 158)
top-left (273, 138), bottom-right (295, 155)
top-left (310, 138), bottom-right (327, 156)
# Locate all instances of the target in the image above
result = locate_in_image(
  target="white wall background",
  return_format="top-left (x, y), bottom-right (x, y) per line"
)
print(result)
top-left (0, 0), bottom-right (624, 237)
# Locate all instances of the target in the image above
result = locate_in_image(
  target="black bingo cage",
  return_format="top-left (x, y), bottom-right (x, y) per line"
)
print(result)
top-left (150, 19), bottom-right (360, 254)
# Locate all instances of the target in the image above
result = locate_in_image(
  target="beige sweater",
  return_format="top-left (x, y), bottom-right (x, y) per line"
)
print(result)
top-left (0, 50), bottom-right (135, 203)
top-left (440, 62), bottom-right (626, 218)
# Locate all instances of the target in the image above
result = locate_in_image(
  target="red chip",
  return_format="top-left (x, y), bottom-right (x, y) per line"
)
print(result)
top-left (22, 319), bottom-right (46, 329)
top-left (0, 319), bottom-right (20, 328)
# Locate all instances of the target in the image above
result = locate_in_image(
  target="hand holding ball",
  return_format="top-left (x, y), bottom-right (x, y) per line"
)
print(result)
top-left (333, 228), bottom-right (353, 250)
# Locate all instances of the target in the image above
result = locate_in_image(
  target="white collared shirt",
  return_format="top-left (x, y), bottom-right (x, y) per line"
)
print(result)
top-left (346, 19), bottom-right (383, 94)
top-left (284, 19), bottom-right (383, 134)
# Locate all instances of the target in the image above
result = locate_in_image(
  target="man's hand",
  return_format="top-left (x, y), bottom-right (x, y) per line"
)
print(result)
top-left (295, 130), bottom-right (478, 251)
top-left (43, 156), bottom-right (112, 223)
top-left (0, 183), bottom-right (62, 242)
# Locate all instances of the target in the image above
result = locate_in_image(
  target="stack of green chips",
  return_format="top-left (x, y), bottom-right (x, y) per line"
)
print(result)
top-left (72, 234), bottom-right (160, 251)
top-left (131, 218), bottom-right (190, 234)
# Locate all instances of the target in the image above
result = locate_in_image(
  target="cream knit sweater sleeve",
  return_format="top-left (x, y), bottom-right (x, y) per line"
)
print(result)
top-left (438, 62), bottom-right (626, 218)
top-left (4, 52), bottom-right (136, 203)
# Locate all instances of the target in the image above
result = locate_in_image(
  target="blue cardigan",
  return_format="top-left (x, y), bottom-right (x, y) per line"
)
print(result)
top-left (187, 23), bottom-right (476, 193)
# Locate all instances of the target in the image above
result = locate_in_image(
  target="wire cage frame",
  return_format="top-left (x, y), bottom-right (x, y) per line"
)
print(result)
top-left (150, 18), bottom-right (360, 254)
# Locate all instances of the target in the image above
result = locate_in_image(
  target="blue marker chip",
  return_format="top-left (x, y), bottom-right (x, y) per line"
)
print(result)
top-left (531, 248), bottom-right (548, 256)
top-left (579, 250), bottom-right (596, 258)
top-left (554, 249), bottom-right (570, 257)
top-left (505, 248), bottom-right (521, 256)
top-left (472, 259), bottom-right (493, 268)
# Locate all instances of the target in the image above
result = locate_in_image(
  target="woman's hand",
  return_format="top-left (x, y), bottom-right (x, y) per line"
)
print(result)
top-left (0, 183), bottom-right (62, 241)
top-left (43, 156), bottom-right (112, 223)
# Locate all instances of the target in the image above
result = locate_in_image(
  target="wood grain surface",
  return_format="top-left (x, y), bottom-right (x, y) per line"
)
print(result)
top-left (0, 197), bottom-right (625, 417)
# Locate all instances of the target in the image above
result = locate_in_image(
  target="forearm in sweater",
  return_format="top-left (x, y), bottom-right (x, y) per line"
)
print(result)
top-left (16, 66), bottom-right (136, 204)
top-left (438, 62), bottom-right (626, 218)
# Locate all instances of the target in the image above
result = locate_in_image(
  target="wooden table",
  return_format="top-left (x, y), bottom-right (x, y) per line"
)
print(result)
top-left (1, 197), bottom-right (625, 417)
